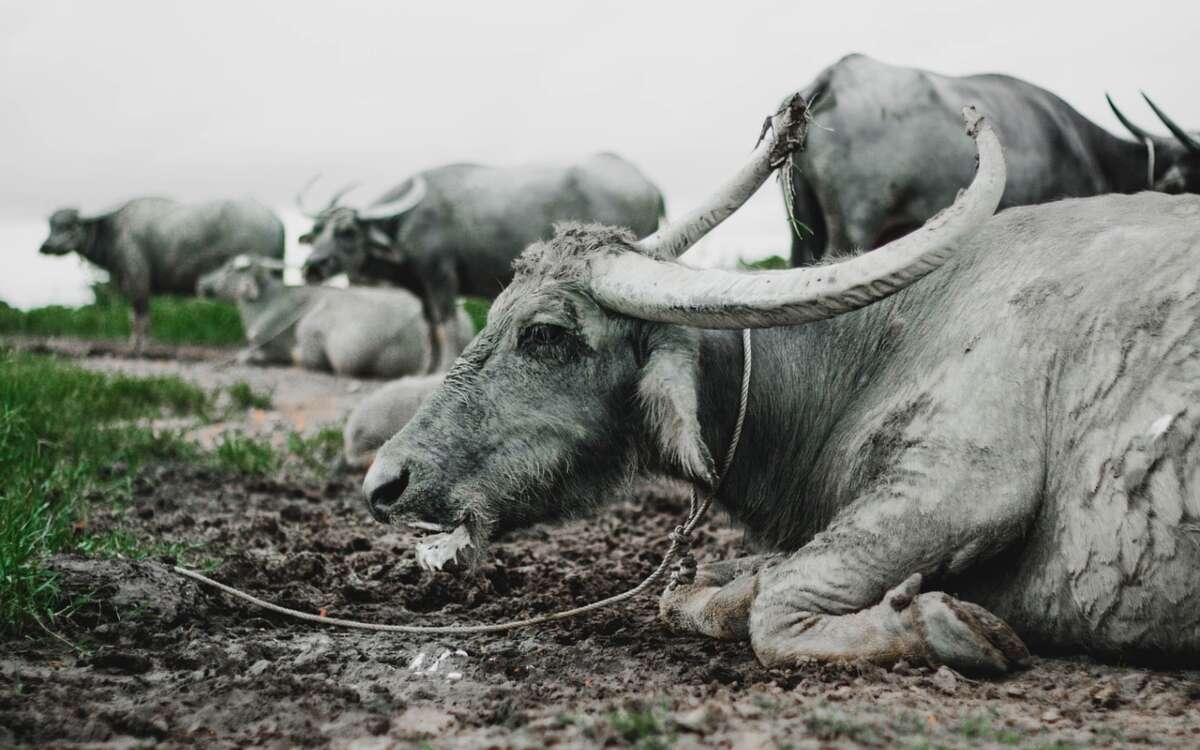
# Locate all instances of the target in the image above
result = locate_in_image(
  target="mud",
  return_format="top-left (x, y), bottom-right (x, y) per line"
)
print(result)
top-left (2, 356), bottom-right (1199, 748)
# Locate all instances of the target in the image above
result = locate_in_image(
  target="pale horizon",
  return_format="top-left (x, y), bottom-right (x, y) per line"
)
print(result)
top-left (3, 0), bottom-right (1197, 308)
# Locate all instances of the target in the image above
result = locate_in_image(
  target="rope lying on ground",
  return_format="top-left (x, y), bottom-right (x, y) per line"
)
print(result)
top-left (174, 329), bottom-right (752, 634)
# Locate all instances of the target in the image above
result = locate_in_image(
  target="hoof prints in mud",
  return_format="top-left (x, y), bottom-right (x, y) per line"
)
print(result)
top-left (3, 464), bottom-right (1200, 747)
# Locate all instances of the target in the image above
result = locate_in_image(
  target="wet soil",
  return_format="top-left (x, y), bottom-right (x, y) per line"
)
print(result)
top-left (2, 356), bottom-right (1199, 749)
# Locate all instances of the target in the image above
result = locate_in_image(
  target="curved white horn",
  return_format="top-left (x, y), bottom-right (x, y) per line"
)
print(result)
top-left (296, 174), bottom-right (324, 218)
top-left (590, 107), bottom-right (1006, 329)
top-left (359, 176), bottom-right (428, 221)
top-left (634, 93), bottom-right (812, 259)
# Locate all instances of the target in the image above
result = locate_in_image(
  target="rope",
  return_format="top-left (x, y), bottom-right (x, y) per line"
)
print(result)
top-left (175, 328), bottom-right (753, 634)
top-left (1144, 137), bottom-right (1156, 189)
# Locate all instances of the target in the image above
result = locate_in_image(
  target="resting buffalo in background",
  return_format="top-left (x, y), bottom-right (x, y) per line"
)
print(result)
top-left (783, 53), bottom-right (1199, 265)
top-left (39, 198), bottom-right (284, 351)
top-left (197, 255), bottom-right (473, 378)
top-left (298, 153), bottom-right (665, 372)
top-left (364, 98), bottom-right (1200, 672)
top-left (341, 374), bottom-right (445, 471)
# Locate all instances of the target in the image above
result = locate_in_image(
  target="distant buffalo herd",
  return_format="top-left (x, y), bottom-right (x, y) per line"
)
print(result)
top-left (36, 55), bottom-right (1200, 668)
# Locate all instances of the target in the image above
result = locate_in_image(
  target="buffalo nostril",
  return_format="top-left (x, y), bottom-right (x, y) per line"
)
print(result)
top-left (367, 468), bottom-right (410, 523)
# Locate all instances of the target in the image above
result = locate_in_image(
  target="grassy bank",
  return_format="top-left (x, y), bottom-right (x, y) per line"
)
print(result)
top-left (0, 289), bottom-right (490, 346)
top-left (0, 351), bottom-right (342, 631)
top-left (0, 284), bottom-right (244, 347)
top-left (0, 350), bottom-right (210, 628)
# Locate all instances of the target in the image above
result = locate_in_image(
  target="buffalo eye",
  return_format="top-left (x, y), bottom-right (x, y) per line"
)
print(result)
top-left (334, 225), bottom-right (357, 240)
top-left (518, 323), bottom-right (585, 363)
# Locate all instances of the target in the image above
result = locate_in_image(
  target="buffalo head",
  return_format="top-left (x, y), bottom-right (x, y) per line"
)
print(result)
top-left (298, 176), bottom-right (427, 284)
top-left (360, 101), bottom-right (1008, 572)
top-left (1108, 93), bottom-right (1200, 193)
top-left (39, 208), bottom-right (89, 256)
top-left (196, 254), bottom-right (285, 302)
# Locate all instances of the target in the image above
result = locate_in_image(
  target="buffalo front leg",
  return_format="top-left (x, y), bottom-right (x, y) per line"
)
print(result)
top-left (751, 567), bottom-right (1030, 674)
top-left (659, 554), bottom-right (779, 640)
top-left (129, 302), bottom-right (150, 356)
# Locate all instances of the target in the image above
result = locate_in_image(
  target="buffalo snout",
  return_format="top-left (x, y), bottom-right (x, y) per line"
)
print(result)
top-left (302, 255), bottom-right (340, 284)
top-left (363, 453), bottom-right (451, 526)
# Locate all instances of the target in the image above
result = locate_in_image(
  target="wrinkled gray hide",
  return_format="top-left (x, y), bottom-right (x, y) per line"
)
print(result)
top-left (197, 256), bottom-right (473, 378)
top-left (300, 153), bottom-right (664, 372)
top-left (366, 193), bottom-right (1200, 668)
top-left (39, 198), bottom-right (284, 350)
top-left (342, 374), bottom-right (446, 470)
top-left (784, 54), bottom-right (1199, 264)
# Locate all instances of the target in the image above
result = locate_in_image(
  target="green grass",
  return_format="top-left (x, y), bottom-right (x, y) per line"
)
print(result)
top-left (608, 706), bottom-right (672, 750)
top-left (286, 428), bottom-right (343, 476)
top-left (738, 254), bottom-right (790, 271)
top-left (226, 381), bottom-right (272, 411)
top-left (460, 297), bottom-right (490, 333)
top-left (211, 432), bottom-right (279, 475)
top-left (0, 350), bottom-right (210, 630)
top-left (0, 283), bottom-right (244, 346)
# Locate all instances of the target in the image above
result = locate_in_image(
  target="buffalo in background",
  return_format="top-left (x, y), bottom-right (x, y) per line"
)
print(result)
top-left (782, 54), bottom-right (1199, 265)
top-left (298, 154), bottom-right (665, 372)
top-left (39, 197), bottom-right (284, 352)
top-left (197, 255), bottom-right (472, 378)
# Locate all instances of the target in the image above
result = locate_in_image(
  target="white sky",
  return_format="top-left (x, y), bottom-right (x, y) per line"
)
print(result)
top-left (2, 0), bottom-right (1197, 307)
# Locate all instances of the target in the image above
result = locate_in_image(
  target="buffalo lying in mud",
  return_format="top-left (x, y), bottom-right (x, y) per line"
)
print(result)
top-left (363, 95), bottom-right (1200, 673)
top-left (297, 154), bottom-right (664, 372)
top-left (197, 255), bottom-right (472, 377)
top-left (783, 53), bottom-right (1200, 265)
top-left (39, 198), bottom-right (284, 352)
top-left (341, 374), bottom-right (445, 470)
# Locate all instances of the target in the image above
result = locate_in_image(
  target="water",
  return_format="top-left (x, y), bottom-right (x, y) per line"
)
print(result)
top-left (1, 193), bottom-right (789, 310)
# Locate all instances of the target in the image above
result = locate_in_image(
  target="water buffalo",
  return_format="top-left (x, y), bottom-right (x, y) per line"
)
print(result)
top-left (783, 53), bottom-right (1199, 265)
top-left (39, 198), bottom-right (284, 352)
top-left (363, 97), bottom-right (1200, 672)
top-left (196, 256), bottom-right (472, 378)
top-left (298, 154), bottom-right (665, 372)
top-left (341, 374), bottom-right (445, 470)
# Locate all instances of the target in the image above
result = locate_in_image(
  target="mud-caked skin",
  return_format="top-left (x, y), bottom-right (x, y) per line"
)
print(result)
top-left (366, 192), bottom-right (1200, 673)
top-left (785, 54), bottom-right (1200, 265)
top-left (197, 256), bottom-right (473, 378)
top-left (299, 155), bottom-right (664, 372)
top-left (39, 198), bottom-right (284, 351)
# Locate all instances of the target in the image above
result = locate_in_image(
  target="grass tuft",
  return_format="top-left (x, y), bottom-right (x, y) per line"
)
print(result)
top-left (738, 254), bottom-right (790, 271)
top-left (211, 432), bottom-right (279, 475)
top-left (0, 350), bottom-right (209, 630)
top-left (460, 297), bottom-right (491, 334)
top-left (226, 381), bottom-right (272, 411)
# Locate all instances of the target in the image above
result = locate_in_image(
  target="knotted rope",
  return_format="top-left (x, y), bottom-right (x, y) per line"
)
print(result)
top-left (174, 328), bottom-right (753, 634)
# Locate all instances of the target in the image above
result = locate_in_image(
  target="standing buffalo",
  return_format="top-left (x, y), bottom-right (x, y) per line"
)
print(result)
top-left (197, 255), bottom-right (473, 378)
top-left (783, 53), bottom-right (1199, 264)
top-left (39, 198), bottom-right (284, 352)
top-left (364, 98), bottom-right (1200, 671)
top-left (298, 154), bottom-right (664, 372)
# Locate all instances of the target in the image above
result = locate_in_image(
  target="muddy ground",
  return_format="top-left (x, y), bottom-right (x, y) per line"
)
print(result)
top-left (2, 349), bottom-right (1199, 749)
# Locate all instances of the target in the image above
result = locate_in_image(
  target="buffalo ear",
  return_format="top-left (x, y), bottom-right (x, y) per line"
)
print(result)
top-left (366, 225), bottom-right (391, 249)
top-left (638, 326), bottom-right (717, 491)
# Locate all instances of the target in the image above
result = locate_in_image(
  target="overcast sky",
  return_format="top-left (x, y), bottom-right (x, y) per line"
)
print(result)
top-left (2, 0), bottom-right (1197, 306)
